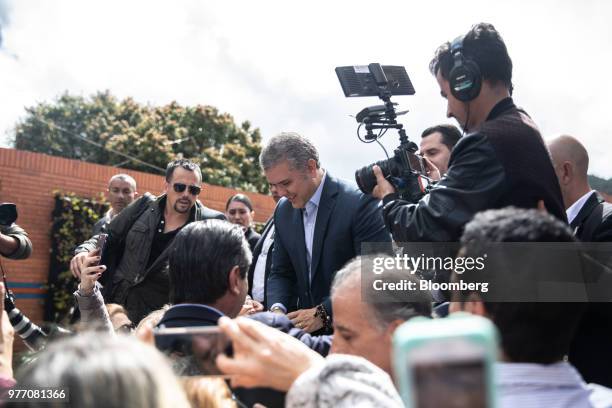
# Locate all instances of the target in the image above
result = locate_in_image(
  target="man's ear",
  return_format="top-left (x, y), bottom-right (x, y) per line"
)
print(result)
top-left (561, 161), bottom-right (573, 185)
top-left (385, 319), bottom-right (405, 339)
top-left (163, 182), bottom-right (170, 194)
top-left (228, 266), bottom-right (242, 295)
top-left (306, 159), bottom-right (318, 177)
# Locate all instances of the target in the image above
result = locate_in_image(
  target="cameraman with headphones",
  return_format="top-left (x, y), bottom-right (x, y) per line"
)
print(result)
top-left (372, 23), bottom-right (566, 241)
top-left (0, 204), bottom-right (32, 260)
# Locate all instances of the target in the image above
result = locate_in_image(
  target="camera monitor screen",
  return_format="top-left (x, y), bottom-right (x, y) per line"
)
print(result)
top-left (154, 326), bottom-right (231, 377)
top-left (336, 64), bottom-right (415, 97)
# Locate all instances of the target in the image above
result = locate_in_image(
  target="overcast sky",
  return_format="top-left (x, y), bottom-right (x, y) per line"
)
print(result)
top-left (0, 0), bottom-right (610, 182)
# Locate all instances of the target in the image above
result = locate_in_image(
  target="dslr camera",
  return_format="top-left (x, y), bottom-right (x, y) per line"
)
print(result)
top-left (336, 63), bottom-right (430, 202)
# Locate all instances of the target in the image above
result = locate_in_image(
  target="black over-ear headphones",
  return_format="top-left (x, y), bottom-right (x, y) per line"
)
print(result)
top-left (448, 35), bottom-right (482, 102)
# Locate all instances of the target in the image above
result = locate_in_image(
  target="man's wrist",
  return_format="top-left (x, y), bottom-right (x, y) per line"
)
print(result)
top-left (77, 282), bottom-right (96, 297)
top-left (270, 304), bottom-right (286, 314)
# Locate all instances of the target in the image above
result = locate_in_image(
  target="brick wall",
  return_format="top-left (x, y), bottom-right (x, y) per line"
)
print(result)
top-left (0, 148), bottom-right (275, 330)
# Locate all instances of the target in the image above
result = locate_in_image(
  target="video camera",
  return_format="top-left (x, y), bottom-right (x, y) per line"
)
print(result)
top-left (335, 64), bottom-right (430, 202)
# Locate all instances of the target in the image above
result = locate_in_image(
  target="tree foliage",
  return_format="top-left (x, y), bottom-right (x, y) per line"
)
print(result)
top-left (12, 91), bottom-right (267, 192)
top-left (588, 174), bottom-right (612, 194)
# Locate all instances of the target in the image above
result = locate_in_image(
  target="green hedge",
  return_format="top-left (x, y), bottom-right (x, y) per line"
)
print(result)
top-left (45, 192), bottom-right (108, 323)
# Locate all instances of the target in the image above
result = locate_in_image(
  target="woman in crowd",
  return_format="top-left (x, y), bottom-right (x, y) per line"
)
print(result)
top-left (225, 194), bottom-right (261, 252)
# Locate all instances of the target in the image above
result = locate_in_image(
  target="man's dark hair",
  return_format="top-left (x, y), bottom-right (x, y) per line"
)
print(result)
top-left (429, 23), bottom-right (513, 94)
top-left (169, 219), bottom-right (251, 304)
top-left (165, 159), bottom-right (202, 182)
top-left (421, 124), bottom-right (462, 150)
top-left (456, 207), bottom-right (585, 364)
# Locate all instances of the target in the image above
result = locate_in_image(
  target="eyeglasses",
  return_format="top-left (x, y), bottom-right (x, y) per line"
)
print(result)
top-left (173, 183), bottom-right (202, 196)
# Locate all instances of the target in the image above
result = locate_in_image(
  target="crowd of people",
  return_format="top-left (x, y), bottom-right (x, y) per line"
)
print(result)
top-left (0, 21), bottom-right (611, 408)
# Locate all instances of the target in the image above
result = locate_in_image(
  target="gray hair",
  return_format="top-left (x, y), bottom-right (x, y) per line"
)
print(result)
top-left (16, 332), bottom-right (190, 408)
top-left (331, 256), bottom-right (432, 328)
top-left (108, 173), bottom-right (137, 191)
top-left (259, 132), bottom-right (320, 171)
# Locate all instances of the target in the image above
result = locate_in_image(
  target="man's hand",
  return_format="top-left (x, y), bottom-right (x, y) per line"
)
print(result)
top-left (287, 307), bottom-right (323, 333)
top-left (0, 283), bottom-right (15, 379)
top-left (70, 251), bottom-right (94, 279)
top-left (372, 165), bottom-right (396, 200)
top-left (422, 156), bottom-right (442, 181)
top-left (216, 316), bottom-right (324, 391)
top-left (78, 249), bottom-right (105, 296)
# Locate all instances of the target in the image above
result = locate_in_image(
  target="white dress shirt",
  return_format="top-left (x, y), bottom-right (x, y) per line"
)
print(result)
top-left (496, 361), bottom-right (612, 408)
top-left (251, 225), bottom-right (274, 303)
top-left (303, 171), bottom-right (326, 282)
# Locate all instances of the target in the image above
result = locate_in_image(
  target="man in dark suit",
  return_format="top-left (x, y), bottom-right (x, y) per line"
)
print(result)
top-left (549, 135), bottom-right (612, 241)
top-left (549, 134), bottom-right (612, 387)
top-left (260, 132), bottom-right (391, 333)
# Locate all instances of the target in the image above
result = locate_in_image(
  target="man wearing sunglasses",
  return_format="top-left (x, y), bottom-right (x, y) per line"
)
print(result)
top-left (71, 159), bottom-right (226, 324)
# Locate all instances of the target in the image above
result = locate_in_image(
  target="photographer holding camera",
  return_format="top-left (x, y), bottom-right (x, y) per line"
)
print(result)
top-left (0, 203), bottom-right (32, 260)
top-left (371, 23), bottom-right (566, 241)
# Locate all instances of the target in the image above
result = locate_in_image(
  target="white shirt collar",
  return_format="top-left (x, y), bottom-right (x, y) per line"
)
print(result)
top-left (566, 190), bottom-right (596, 224)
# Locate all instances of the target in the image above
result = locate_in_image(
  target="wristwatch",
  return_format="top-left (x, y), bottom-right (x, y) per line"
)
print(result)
top-left (270, 305), bottom-right (284, 314)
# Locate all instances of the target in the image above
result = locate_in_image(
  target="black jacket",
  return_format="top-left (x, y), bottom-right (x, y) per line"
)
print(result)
top-left (383, 98), bottom-right (566, 242)
top-left (76, 193), bottom-right (225, 323)
top-left (244, 226), bottom-right (261, 253)
top-left (571, 192), bottom-right (612, 242)
top-left (569, 192), bottom-right (612, 387)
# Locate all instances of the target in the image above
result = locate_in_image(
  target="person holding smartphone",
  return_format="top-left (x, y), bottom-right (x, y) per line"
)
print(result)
top-left (70, 159), bottom-right (226, 324)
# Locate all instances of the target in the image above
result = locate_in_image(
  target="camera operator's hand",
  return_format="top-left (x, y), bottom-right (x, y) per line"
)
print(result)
top-left (77, 249), bottom-right (105, 296)
top-left (423, 156), bottom-right (442, 181)
top-left (372, 165), bottom-right (396, 200)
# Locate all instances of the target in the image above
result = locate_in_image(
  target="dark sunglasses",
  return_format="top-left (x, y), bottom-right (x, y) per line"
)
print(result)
top-left (173, 183), bottom-right (201, 195)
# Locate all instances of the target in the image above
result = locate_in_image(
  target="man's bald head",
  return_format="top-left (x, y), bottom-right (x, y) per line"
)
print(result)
top-left (548, 135), bottom-right (591, 209)
top-left (549, 135), bottom-right (589, 180)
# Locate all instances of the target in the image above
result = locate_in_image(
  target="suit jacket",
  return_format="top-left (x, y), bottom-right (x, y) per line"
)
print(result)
top-left (247, 217), bottom-right (275, 308)
top-left (571, 192), bottom-right (612, 242)
top-left (569, 191), bottom-right (612, 387)
top-left (267, 173), bottom-right (391, 318)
